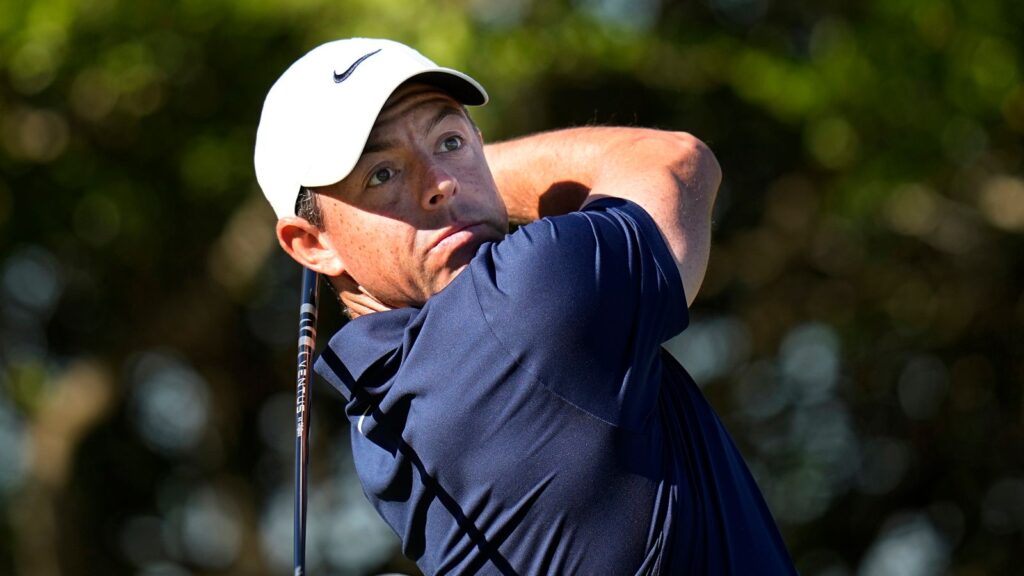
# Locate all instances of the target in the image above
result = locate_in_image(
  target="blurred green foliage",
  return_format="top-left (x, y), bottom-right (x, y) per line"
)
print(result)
top-left (1, 0), bottom-right (1022, 574)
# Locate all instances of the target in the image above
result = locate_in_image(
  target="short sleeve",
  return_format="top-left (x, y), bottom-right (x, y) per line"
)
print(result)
top-left (468, 197), bottom-right (689, 430)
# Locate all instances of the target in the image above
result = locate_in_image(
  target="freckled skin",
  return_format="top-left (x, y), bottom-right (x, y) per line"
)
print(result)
top-left (315, 83), bottom-right (509, 309)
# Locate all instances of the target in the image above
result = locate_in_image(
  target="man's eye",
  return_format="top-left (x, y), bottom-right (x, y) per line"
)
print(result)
top-left (368, 167), bottom-right (394, 187)
top-left (440, 135), bottom-right (463, 152)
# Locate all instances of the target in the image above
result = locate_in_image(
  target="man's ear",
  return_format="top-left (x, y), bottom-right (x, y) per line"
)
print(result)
top-left (275, 216), bottom-right (345, 276)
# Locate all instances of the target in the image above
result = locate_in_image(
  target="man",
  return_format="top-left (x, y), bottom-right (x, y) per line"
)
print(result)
top-left (255, 38), bottom-right (795, 574)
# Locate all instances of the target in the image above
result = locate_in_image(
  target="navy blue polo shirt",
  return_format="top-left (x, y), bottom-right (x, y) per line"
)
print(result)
top-left (314, 198), bottom-right (795, 575)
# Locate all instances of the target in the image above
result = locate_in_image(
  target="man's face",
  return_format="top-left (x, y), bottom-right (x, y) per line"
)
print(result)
top-left (316, 82), bottom-right (508, 308)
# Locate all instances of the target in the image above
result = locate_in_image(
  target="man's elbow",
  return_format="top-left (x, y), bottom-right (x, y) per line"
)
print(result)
top-left (625, 130), bottom-right (722, 206)
top-left (662, 133), bottom-right (718, 306)
top-left (670, 132), bottom-right (722, 204)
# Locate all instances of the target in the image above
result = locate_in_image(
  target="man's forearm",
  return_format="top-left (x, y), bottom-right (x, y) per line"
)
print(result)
top-left (483, 126), bottom-right (721, 306)
top-left (483, 127), bottom-right (718, 224)
top-left (484, 127), bottom-right (612, 223)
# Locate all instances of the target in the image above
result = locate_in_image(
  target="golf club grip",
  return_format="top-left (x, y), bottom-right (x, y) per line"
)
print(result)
top-left (295, 267), bottom-right (319, 576)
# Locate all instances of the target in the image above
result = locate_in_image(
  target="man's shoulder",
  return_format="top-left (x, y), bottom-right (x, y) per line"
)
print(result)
top-left (480, 198), bottom-right (651, 274)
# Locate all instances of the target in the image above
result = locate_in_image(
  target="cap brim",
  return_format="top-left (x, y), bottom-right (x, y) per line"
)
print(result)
top-left (410, 69), bottom-right (488, 106)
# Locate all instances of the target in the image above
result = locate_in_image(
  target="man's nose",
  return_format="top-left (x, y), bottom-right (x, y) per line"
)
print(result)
top-left (421, 163), bottom-right (457, 209)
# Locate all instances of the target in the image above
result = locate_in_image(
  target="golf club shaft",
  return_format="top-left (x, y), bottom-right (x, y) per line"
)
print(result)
top-left (295, 267), bottom-right (319, 576)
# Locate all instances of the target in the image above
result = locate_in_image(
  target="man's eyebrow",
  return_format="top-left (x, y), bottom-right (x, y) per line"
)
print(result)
top-left (425, 106), bottom-right (467, 136)
top-left (362, 138), bottom-right (398, 155)
top-left (361, 104), bottom-right (467, 156)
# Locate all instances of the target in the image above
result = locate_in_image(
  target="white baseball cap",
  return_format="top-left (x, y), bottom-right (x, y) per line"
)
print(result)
top-left (254, 38), bottom-right (488, 219)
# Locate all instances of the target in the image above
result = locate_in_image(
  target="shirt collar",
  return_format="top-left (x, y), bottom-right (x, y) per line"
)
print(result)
top-left (313, 307), bottom-right (420, 402)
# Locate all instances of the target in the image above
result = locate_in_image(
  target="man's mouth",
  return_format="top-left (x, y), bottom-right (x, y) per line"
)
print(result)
top-left (430, 222), bottom-right (484, 252)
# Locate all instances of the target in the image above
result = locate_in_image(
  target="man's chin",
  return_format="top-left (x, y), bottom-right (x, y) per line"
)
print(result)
top-left (432, 245), bottom-right (481, 292)
top-left (427, 225), bottom-right (501, 296)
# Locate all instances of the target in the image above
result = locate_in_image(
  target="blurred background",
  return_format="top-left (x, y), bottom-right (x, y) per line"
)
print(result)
top-left (1, 0), bottom-right (1022, 574)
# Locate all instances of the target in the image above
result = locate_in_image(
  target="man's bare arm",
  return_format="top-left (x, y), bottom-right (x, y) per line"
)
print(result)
top-left (483, 127), bottom-right (721, 307)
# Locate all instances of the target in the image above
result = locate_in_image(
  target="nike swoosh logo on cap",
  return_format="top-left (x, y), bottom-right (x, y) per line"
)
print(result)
top-left (333, 49), bottom-right (382, 83)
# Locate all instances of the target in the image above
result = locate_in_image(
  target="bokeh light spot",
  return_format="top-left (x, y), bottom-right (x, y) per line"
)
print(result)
top-left (314, 444), bottom-right (401, 572)
top-left (665, 316), bottom-right (751, 385)
top-left (780, 322), bottom-right (841, 404)
top-left (734, 361), bottom-right (788, 422)
top-left (470, 0), bottom-right (529, 26)
top-left (0, 399), bottom-right (29, 494)
top-left (259, 487), bottom-right (296, 573)
top-left (979, 175), bottom-right (1024, 232)
top-left (9, 41), bottom-right (59, 95)
top-left (69, 68), bottom-right (118, 121)
top-left (129, 351), bottom-right (210, 455)
top-left (575, 0), bottom-right (661, 30)
top-left (322, 474), bottom-right (400, 572)
top-left (793, 401), bottom-right (858, 475)
top-left (180, 486), bottom-right (242, 569)
top-left (970, 36), bottom-right (1018, 100)
top-left (0, 107), bottom-right (69, 163)
top-left (884, 184), bottom-right (939, 237)
top-left (180, 135), bottom-right (241, 197)
top-left (770, 466), bottom-right (833, 524)
top-left (806, 116), bottom-right (859, 169)
top-left (1, 245), bottom-right (63, 315)
top-left (857, 513), bottom-right (950, 576)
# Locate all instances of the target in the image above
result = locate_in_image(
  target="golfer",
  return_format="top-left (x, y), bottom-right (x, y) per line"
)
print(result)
top-left (255, 38), bottom-right (795, 575)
